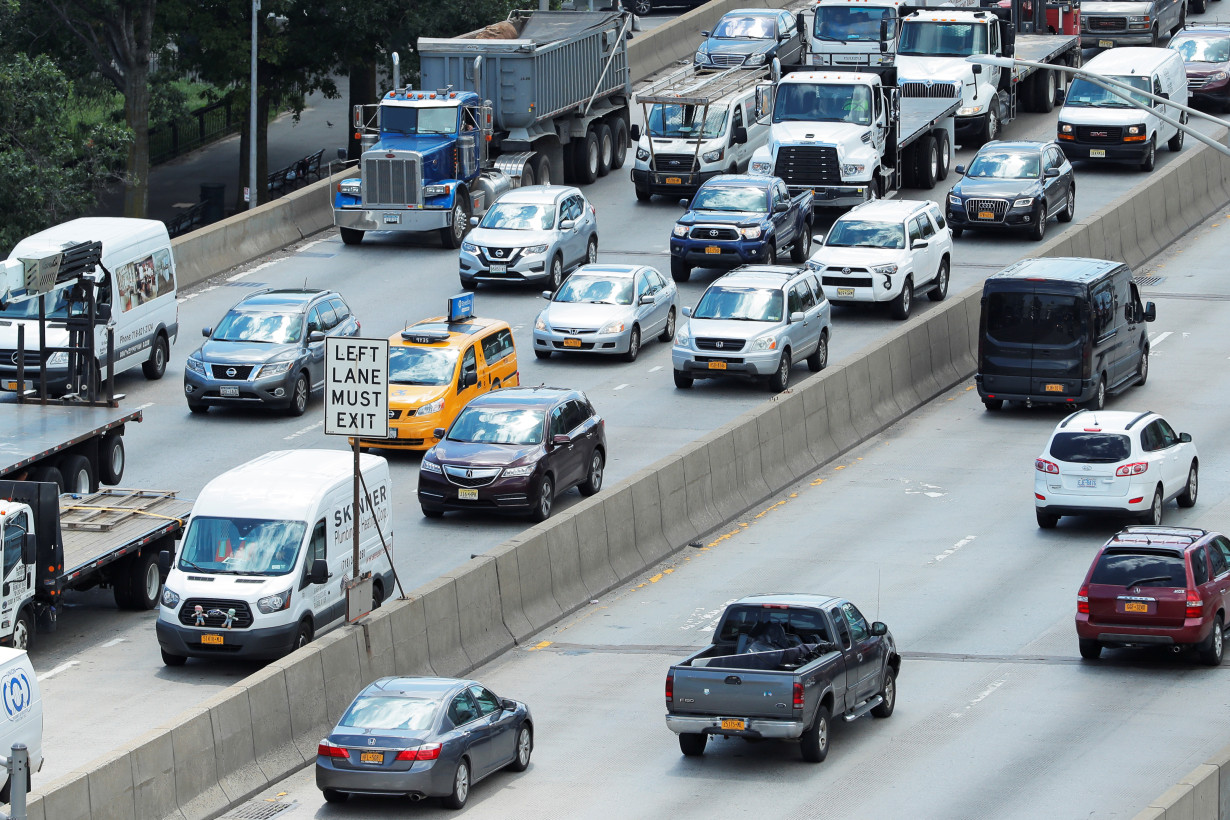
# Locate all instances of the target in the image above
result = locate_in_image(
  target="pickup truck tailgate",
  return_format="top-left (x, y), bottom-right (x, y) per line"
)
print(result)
top-left (672, 667), bottom-right (796, 719)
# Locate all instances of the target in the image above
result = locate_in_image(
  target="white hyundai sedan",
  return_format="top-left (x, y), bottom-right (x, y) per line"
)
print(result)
top-left (1034, 410), bottom-right (1199, 529)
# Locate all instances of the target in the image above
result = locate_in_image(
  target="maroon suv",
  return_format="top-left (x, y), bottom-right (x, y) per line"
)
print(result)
top-left (1076, 526), bottom-right (1230, 665)
top-left (418, 386), bottom-right (606, 522)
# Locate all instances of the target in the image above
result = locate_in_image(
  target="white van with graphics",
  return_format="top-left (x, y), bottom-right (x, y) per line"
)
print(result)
top-left (155, 450), bottom-right (395, 665)
top-left (0, 217), bottom-right (178, 395)
top-left (0, 648), bottom-right (41, 803)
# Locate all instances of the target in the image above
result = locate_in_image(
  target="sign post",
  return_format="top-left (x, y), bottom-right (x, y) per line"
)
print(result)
top-left (324, 336), bottom-right (389, 623)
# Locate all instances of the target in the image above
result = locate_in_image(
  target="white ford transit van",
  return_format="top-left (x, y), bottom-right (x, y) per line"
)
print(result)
top-left (0, 217), bottom-right (178, 395)
top-left (155, 450), bottom-right (395, 665)
top-left (1057, 47), bottom-right (1189, 172)
top-left (0, 648), bottom-right (41, 803)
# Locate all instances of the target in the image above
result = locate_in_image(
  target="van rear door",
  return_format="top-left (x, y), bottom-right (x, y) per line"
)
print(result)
top-left (981, 283), bottom-right (1085, 397)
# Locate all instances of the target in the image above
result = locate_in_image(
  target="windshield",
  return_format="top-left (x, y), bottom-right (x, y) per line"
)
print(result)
top-left (553, 275), bottom-right (633, 305)
top-left (448, 407), bottom-right (545, 445)
top-left (898, 21), bottom-right (988, 57)
top-left (647, 103), bottom-right (728, 139)
top-left (814, 7), bottom-right (892, 42)
top-left (1049, 432), bottom-right (1132, 463)
top-left (712, 14), bottom-right (775, 38)
top-left (1064, 76), bottom-right (1151, 108)
top-left (773, 83), bottom-right (872, 126)
top-left (691, 186), bottom-right (768, 212)
top-left (0, 288), bottom-right (70, 319)
top-left (380, 104), bottom-right (457, 135)
top-left (389, 346), bottom-right (458, 386)
top-left (1171, 35), bottom-right (1230, 63)
top-left (338, 696), bottom-right (440, 732)
top-left (966, 151), bottom-right (1041, 179)
top-left (825, 219), bottom-right (904, 249)
top-left (480, 202), bottom-right (555, 231)
top-left (178, 516), bottom-right (306, 576)
top-left (211, 310), bottom-right (303, 344)
top-left (985, 291), bottom-right (1084, 346)
top-left (693, 285), bottom-right (783, 322)
top-left (1090, 551), bottom-right (1186, 587)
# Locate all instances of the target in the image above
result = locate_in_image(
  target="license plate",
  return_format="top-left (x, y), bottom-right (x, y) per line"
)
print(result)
top-left (220, 386), bottom-right (240, 397)
top-left (665, 177), bottom-right (682, 185)
top-left (200, 634), bottom-right (223, 645)
top-left (4, 380), bottom-right (29, 392)
top-left (978, 211), bottom-right (995, 220)
top-left (720, 718), bottom-right (746, 730)
top-left (1077, 478), bottom-right (1097, 488)
top-left (708, 361), bottom-right (727, 370)
top-left (388, 428), bottom-right (399, 439)
top-left (383, 213), bottom-right (400, 224)
top-left (490, 263), bottom-right (507, 273)
top-left (1045, 383), bottom-right (1064, 393)
top-left (1125, 601), bottom-right (1149, 613)
top-left (836, 288), bottom-right (854, 297)
top-left (360, 751), bottom-right (384, 764)
top-left (705, 246), bottom-right (721, 254)
top-left (564, 338), bottom-right (582, 348)
top-left (1098, 39), bottom-right (1114, 48)
top-left (1090, 149), bottom-right (1106, 158)
top-left (458, 488), bottom-right (479, 500)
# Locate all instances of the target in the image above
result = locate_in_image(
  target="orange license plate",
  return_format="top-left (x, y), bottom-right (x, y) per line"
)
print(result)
top-left (720, 718), bottom-right (746, 730)
top-left (360, 751), bottom-right (384, 764)
top-left (200, 634), bottom-right (223, 645)
top-left (1125, 602), bottom-right (1149, 613)
top-left (978, 211), bottom-right (995, 220)
top-left (564, 338), bottom-right (582, 348)
top-left (665, 177), bottom-right (682, 184)
top-left (1045, 383), bottom-right (1064, 392)
top-left (705, 246), bottom-right (721, 254)
top-left (708, 361), bottom-right (727, 370)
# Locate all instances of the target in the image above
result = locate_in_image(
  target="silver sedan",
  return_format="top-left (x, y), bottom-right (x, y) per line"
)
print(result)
top-left (532, 264), bottom-right (678, 362)
top-left (315, 676), bottom-right (533, 810)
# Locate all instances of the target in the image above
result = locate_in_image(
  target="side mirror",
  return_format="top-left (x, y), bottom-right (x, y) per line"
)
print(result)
top-left (309, 558), bottom-right (329, 585)
top-left (22, 533), bottom-right (36, 565)
top-left (560, 219), bottom-right (576, 230)
top-left (541, 290), bottom-right (553, 300)
top-left (912, 240), bottom-right (929, 249)
top-left (433, 427), bottom-right (446, 439)
top-left (552, 433), bottom-right (572, 446)
top-left (700, 30), bottom-right (710, 37)
top-left (639, 294), bottom-right (655, 305)
top-left (1045, 167), bottom-right (1060, 178)
top-left (1144, 302), bottom-right (1156, 322)
top-left (1180, 432), bottom-right (1193, 443)
top-left (158, 549), bottom-right (172, 575)
top-left (460, 369), bottom-right (477, 389)
top-left (789, 311), bottom-right (805, 323)
top-left (880, 17), bottom-right (892, 52)
top-left (814, 233), bottom-right (824, 244)
top-left (630, 123), bottom-right (641, 142)
top-left (501, 698), bottom-right (517, 711)
top-left (972, 63), bottom-right (983, 75)
top-left (95, 304), bottom-right (112, 323)
top-left (796, 11), bottom-right (806, 36)
top-left (469, 216), bottom-right (480, 227)
top-left (681, 306), bottom-right (692, 318)
top-left (679, 198), bottom-right (690, 208)
top-left (337, 147), bottom-right (347, 160)
top-left (954, 164), bottom-right (965, 175)
top-left (732, 126), bottom-right (748, 145)
top-left (870, 621), bottom-right (888, 636)
top-left (773, 201), bottom-right (790, 213)
top-left (202, 326), bottom-right (212, 338)
top-left (308, 330), bottom-right (325, 343)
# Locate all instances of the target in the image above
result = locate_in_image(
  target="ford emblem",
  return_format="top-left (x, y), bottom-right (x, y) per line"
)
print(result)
top-left (226, 367), bottom-right (237, 378)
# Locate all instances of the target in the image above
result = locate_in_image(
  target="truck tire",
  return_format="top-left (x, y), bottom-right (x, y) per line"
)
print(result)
top-left (889, 276), bottom-right (912, 320)
top-left (531, 153), bottom-right (553, 186)
top-left (58, 454), bottom-right (95, 494)
top-left (28, 464), bottom-right (64, 493)
top-left (439, 190), bottom-right (472, 249)
top-left (115, 550), bottom-right (162, 611)
top-left (1036, 69), bottom-right (1056, 113)
top-left (339, 227), bottom-right (364, 246)
top-left (573, 129), bottom-right (600, 185)
top-left (975, 106), bottom-right (999, 148)
top-left (99, 432), bottom-right (125, 485)
top-left (595, 123), bottom-right (614, 177)
top-left (790, 224), bottom-right (811, 262)
top-left (914, 134), bottom-right (938, 189)
top-left (518, 161), bottom-right (536, 188)
top-left (6, 608), bottom-right (33, 652)
top-left (678, 732), bottom-right (707, 757)
top-left (799, 705), bottom-right (830, 763)
top-left (609, 117), bottom-right (629, 170)
top-left (142, 333), bottom-right (169, 380)
top-left (161, 647), bottom-right (187, 667)
top-left (934, 130), bottom-right (951, 181)
top-left (871, 665), bottom-right (897, 718)
top-left (1139, 136), bottom-right (1156, 172)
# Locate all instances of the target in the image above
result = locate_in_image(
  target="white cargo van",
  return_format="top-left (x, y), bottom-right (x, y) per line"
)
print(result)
top-left (1057, 47), bottom-right (1189, 172)
top-left (0, 648), bottom-right (41, 803)
top-left (155, 450), bottom-right (395, 665)
top-left (0, 217), bottom-right (178, 395)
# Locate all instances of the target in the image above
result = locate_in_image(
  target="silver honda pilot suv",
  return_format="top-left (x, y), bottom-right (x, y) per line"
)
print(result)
top-left (672, 265), bottom-right (832, 393)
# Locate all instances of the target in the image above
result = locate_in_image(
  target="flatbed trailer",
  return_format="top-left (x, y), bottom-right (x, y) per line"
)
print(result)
top-left (0, 404), bottom-right (138, 489)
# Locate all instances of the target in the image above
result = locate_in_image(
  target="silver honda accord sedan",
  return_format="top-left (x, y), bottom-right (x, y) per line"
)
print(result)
top-left (532, 264), bottom-right (678, 362)
top-left (316, 676), bottom-right (533, 810)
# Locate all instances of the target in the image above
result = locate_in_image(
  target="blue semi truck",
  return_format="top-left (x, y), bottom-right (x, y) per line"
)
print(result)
top-left (333, 10), bottom-right (633, 249)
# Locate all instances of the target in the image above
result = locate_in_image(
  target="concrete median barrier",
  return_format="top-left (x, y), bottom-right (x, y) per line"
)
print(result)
top-left (170, 707), bottom-right (227, 820)
top-left (244, 665), bottom-right (302, 783)
top-left (729, 419), bottom-right (771, 510)
top-left (704, 429), bottom-right (743, 514)
top-left (682, 444), bottom-right (721, 538)
top-left (755, 404), bottom-right (791, 491)
top-left (656, 455), bottom-right (692, 550)
top-left (779, 392), bottom-right (812, 482)
top-left (451, 556), bottom-right (516, 669)
top-left (276, 644), bottom-right (332, 762)
top-left (544, 516), bottom-right (591, 609)
top-left (865, 341), bottom-right (902, 430)
top-left (506, 529), bottom-right (564, 634)
top-left (85, 748), bottom-right (136, 820)
top-left (419, 575), bottom-right (471, 675)
top-left (127, 729), bottom-right (179, 820)
top-left (603, 485), bottom-right (643, 578)
top-left (487, 540), bottom-right (536, 643)
top-left (359, 604), bottom-right (396, 682)
top-left (842, 354), bottom-right (879, 442)
top-left (819, 365), bottom-right (858, 453)
top-left (387, 594), bottom-right (436, 677)
top-left (573, 501), bottom-right (619, 598)
top-left (200, 684), bottom-right (263, 805)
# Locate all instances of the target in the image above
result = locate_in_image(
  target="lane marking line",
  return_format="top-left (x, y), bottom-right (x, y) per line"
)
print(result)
top-left (1149, 331), bottom-right (1172, 347)
top-left (649, 365), bottom-right (662, 372)
top-left (933, 535), bottom-right (976, 564)
top-left (283, 420), bottom-right (323, 441)
top-left (37, 661), bottom-right (78, 681)
top-left (101, 637), bottom-right (127, 648)
top-left (615, 383), bottom-right (629, 390)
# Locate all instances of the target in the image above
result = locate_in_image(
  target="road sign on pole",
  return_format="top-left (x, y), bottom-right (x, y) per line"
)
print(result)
top-left (325, 337), bottom-right (389, 438)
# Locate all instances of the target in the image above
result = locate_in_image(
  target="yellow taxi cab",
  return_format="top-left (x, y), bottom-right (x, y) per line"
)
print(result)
top-left (356, 294), bottom-right (519, 451)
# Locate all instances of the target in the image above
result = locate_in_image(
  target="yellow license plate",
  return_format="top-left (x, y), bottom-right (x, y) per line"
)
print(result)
top-left (665, 177), bottom-right (682, 184)
top-left (1098, 39), bottom-right (1114, 48)
top-left (458, 488), bottom-right (479, 500)
top-left (1045, 383), bottom-right (1064, 393)
top-left (836, 288), bottom-right (854, 297)
top-left (360, 751), bottom-right (384, 764)
top-left (705, 246), bottom-right (721, 254)
top-left (1090, 149), bottom-right (1106, 158)
top-left (720, 718), bottom-right (746, 730)
top-left (564, 338), bottom-right (582, 348)
top-left (708, 361), bottom-right (727, 370)
top-left (1125, 601), bottom-right (1149, 613)
top-left (978, 211), bottom-right (995, 220)
top-left (200, 634), bottom-right (223, 645)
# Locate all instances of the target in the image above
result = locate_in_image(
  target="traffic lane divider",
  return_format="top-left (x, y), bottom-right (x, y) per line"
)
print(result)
top-left (127, 728), bottom-right (179, 820)
top-left (419, 574), bottom-right (471, 676)
top-left (487, 539), bottom-right (536, 643)
top-left (628, 463), bottom-right (672, 567)
top-left (729, 419), bottom-right (771, 511)
top-left (387, 594), bottom-right (437, 678)
top-left (864, 341), bottom-right (904, 430)
top-left (357, 603), bottom-right (396, 683)
top-left (450, 556), bottom-right (516, 670)
top-left (200, 683), bottom-right (263, 805)
top-left (798, 374), bottom-right (841, 468)
top-left (243, 664), bottom-right (302, 784)
top-left (86, 746), bottom-right (137, 820)
top-left (682, 444), bottom-right (722, 540)
top-left (544, 514), bottom-right (591, 607)
top-left (602, 485), bottom-right (643, 580)
top-left (842, 353), bottom-right (881, 442)
top-left (572, 501), bottom-right (619, 600)
top-left (170, 707), bottom-right (228, 819)
top-left (271, 643), bottom-right (332, 763)
top-left (755, 404), bottom-right (792, 492)
top-left (505, 528), bottom-right (564, 635)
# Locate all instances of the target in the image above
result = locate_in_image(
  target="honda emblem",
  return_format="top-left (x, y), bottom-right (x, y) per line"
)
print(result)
top-left (716, 342), bottom-right (724, 349)
top-left (368, 738), bottom-right (376, 746)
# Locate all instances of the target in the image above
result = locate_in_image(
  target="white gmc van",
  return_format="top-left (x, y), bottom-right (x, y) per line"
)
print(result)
top-left (155, 450), bottom-right (395, 665)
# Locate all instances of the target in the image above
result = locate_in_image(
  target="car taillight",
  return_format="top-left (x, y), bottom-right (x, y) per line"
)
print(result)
top-left (793, 682), bottom-right (804, 710)
top-left (1077, 584), bottom-right (1089, 614)
top-left (665, 672), bottom-right (673, 703)
top-left (1036, 458), bottom-right (1059, 474)
top-left (1115, 462), bottom-right (1148, 477)
top-left (1187, 590), bottom-right (1203, 619)
top-left (317, 740), bottom-right (348, 758)
top-left (396, 742), bottom-right (443, 761)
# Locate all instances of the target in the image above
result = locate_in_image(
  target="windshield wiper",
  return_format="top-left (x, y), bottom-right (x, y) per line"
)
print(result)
top-left (1126, 575), bottom-right (1173, 588)
top-left (812, 33), bottom-right (845, 42)
top-left (178, 557), bottom-right (208, 573)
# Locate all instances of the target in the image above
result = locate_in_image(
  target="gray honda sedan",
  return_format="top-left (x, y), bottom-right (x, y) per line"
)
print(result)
top-left (316, 676), bottom-right (533, 809)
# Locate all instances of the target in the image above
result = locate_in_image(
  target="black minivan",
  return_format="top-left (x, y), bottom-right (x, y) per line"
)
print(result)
top-left (976, 258), bottom-right (1156, 411)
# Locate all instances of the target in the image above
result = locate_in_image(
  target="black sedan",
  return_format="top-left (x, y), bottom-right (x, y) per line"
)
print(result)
top-left (693, 8), bottom-right (803, 70)
top-left (945, 140), bottom-right (1076, 242)
top-left (316, 676), bottom-right (533, 809)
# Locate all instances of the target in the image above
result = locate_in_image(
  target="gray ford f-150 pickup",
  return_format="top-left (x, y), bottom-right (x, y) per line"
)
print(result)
top-left (665, 593), bottom-right (900, 761)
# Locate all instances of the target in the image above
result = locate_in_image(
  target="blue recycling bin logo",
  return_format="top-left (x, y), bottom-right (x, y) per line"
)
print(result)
top-left (2, 670), bottom-right (32, 720)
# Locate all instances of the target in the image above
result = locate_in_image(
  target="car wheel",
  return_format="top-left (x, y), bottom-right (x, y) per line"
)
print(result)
top-left (161, 647), bottom-right (187, 667)
top-left (441, 758), bottom-right (470, 810)
top-left (673, 370), bottom-right (693, 389)
top-left (421, 505), bottom-right (444, 518)
top-left (460, 276), bottom-right (476, 291)
top-left (768, 350), bottom-right (791, 393)
top-left (659, 307), bottom-right (676, 343)
top-left (28, 464), bottom-right (64, 493)
top-left (1136, 346), bottom-right (1149, 385)
top-left (119, 550), bottom-right (162, 611)
top-left (1078, 639), bottom-right (1102, 660)
top-left (530, 474), bottom-right (554, 523)
top-left (1036, 508), bottom-right (1059, 529)
top-left (142, 333), bottom-right (169, 380)
top-left (286, 373), bottom-right (309, 417)
top-left (1168, 118), bottom-right (1185, 152)
top-left (322, 789), bottom-right (349, 804)
top-left (870, 665), bottom-right (896, 718)
top-left (890, 276), bottom-right (912, 320)
top-left (339, 227), bottom-right (364, 246)
top-left (1200, 614), bottom-right (1224, 666)
top-left (1059, 183), bottom-right (1076, 223)
top-left (579, 449), bottom-right (605, 496)
top-left (595, 122), bottom-right (614, 177)
top-left (7, 609), bottom-right (32, 652)
top-left (623, 325), bottom-right (641, 363)
top-left (1140, 136), bottom-right (1156, 172)
top-left (1177, 461), bottom-right (1199, 507)
top-left (1039, 68), bottom-right (1057, 113)
top-left (764, 239), bottom-right (777, 265)
top-left (295, 619), bottom-right (314, 651)
top-left (188, 401), bottom-right (209, 415)
top-left (790, 226), bottom-right (811, 263)
top-left (807, 332), bottom-right (828, 372)
top-left (549, 255), bottom-right (564, 290)
top-left (534, 347), bottom-right (552, 360)
top-left (609, 117), bottom-right (629, 170)
top-left (929, 258), bottom-right (949, 302)
top-left (983, 399), bottom-right (1003, 411)
top-left (632, 0), bottom-right (651, 15)
top-left (951, 226), bottom-right (964, 239)
top-left (1084, 376), bottom-right (1106, 411)
top-left (670, 257), bottom-right (690, 282)
top-left (799, 705), bottom-right (830, 763)
top-left (507, 725), bottom-right (534, 771)
top-left (1030, 201), bottom-right (1047, 242)
top-left (586, 236), bottom-right (598, 265)
top-left (1139, 487), bottom-right (1164, 526)
top-left (977, 106), bottom-right (999, 148)
top-left (915, 133), bottom-right (938, 189)
top-left (439, 193), bottom-right (472, 249)
top-left (678, 732), bottom-right (707, 756)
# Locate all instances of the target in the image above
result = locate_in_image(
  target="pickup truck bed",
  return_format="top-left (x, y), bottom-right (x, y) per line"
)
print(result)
top-left (899, 97), bottom-right (962, 148)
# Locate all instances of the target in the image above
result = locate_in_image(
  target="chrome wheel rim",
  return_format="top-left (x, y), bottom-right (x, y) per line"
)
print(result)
top-left (455, 762), bottom-right (469, 803)
top-left (929, 144), bottom-right (938, 179)
top-left (518, 729), bottom-right (532, 765)
top-left (539, 479), bottom-right (552, 518)
top-left (1152, 493), bottom-right (1162, 524)
top-left (1189, 468), bottom-right (1198, 502)
top-left (12, 618), bottom-right (28, 650)
top-left (144, 561), bottom-right (160, 602)
top-left (938, 264), bottom-right (948, 296)
top-left (1215, 624), bottom-right (1223, 659)
top-left (629, 329), bottom-right (639, 357)
top-left (665, 309), bottom-right (675, 338)
top-left (294, 378), bottom-right (308, 412)
top-left (884, 674), bottom-right (895, 709)
top-left (590, 453), bottom-right (604, 491)
top-left (110, 442), bottom-right (124, 478)
top-left (902, 284), bottom-right (911, 314)
top-left (588, 240), bottom-right (597, 264)
top-left (551, 259), bottom-right (562, 289)
top-left (817, 716), bottom-right (828, 753)
top-left (1140, 351), bottom-right (1148, 381)
top-left (453, 205), bottom-right (466, 240)
top-left (154, 341), bottom-right (166, 373)
top-left (818, 337), bottom-right (828, 369)
top-left (778, 357), bottom-right (789, 387)
top-left (587, 140), bottom-right (599, 176)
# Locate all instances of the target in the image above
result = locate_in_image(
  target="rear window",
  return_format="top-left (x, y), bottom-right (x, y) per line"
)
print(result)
top-left (338, 696), bottom-right (439, 731)
top-left (985, 291), bottom-right (1084, 346)
top-left (1049, 432), bottom-right (1131, 463)
top-left (1090, 550), bottom-right (1186, 587)
top-left (716, 605), bottom-right (832, 644)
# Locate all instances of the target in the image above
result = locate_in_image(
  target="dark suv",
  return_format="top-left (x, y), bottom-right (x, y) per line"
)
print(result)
top-left (1076, 526), bottom-right (1230, 665)
top-left (418, 387), bottom-right (606, 522)
top-left (184, 289), bottom-right (359, 416)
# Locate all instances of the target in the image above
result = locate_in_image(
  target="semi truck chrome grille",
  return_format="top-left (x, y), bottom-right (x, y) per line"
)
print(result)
top-left (363, 156), bottom-right (421, 206)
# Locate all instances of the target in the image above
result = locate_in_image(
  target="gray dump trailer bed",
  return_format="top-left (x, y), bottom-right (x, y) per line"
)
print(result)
top-left (900, 97), bottom-right (962, 147)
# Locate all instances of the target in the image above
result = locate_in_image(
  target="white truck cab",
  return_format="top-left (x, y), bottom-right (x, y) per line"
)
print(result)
top-left (155, 450), bottom-right (395, 665)
top-left (806, 0), bottom-right (911, 69)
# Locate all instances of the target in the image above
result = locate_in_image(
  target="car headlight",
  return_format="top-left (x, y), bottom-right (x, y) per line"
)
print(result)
top-left (1127, 14), bottom-right (1150, 21)
top-left (600, 320), bottom-right (626, 334)
top-left (535, 316), bottom-right (547, 331)
top-left (957, 105), bottom-right (985, 117)
top-left (739, 225), bottom-right (762, 239)
top-left (185, 357), bottom-right (206, 376)
top-left (694, 50), bottom-right (707, 63)
top-left (1213, 71), bottom-right (1229, 82)
top-left (46, 351), bottom-right (68, 368)
top-left (421, 459), bottom-right (443, 474)
top-left (871, 264), bottom-right (898, 276)
top-left (636, 147), bottom-right (650, 161)
top-left (257, 588), bottom-right (292, 614)
top-left (750, 160), bottom-right (773, 175)
top-left (806, 259), bottom-right (824, 271)
top-left (673, 224), bottom-right (689, 237)
top-left (338, 180), bottom-right (361, 196)
top-left (948, 194), bottom-right (961, 206)
top-left (424, 184), bottom-right (451, 197)
top-left (502, 464), bottom-right (536, 478)
top-left (675, 326), bottom-right (690, 346)
top-left (750, 336), bottom-right (777, 351)
top-left (523, 244), bottom-right (548, 255)
top-left (1060, 123), bottom-right (1073, 133)
top-left (1126, 124), bottom-right (1144, 136)
top-left (702, 148), bottom-right (723, 163)
top-left (1013, 198), bottom-right (1034, 208)
top-left (417, 396), bottom-right (445, 416)
top-left (842, 163), bottom-right (865, 176)
top-left (161, 587), bottom-right (180, 608)
top-left (747, 53), bottom-right (767, 66)
top-left (256, 360), bottom-right (294, 378)
top-left (461, 241), bottom-right (478, 253)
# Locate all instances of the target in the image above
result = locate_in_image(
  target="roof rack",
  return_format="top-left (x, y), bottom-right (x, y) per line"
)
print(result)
top-left (1124, 411), bottom-right (1153, 431)
top-left (636, 64), bottom-right (771, 107)
top-left (1181, 20), bottom-right (1230, 27)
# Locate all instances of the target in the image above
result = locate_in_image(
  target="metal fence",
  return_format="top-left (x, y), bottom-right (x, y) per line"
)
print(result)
top-left (149, 97), bottom-right (238, 165)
